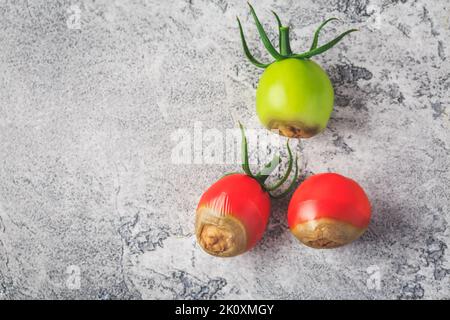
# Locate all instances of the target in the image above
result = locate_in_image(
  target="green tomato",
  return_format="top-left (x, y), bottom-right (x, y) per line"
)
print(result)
top-left (256, 58), bottom-right (334, 138)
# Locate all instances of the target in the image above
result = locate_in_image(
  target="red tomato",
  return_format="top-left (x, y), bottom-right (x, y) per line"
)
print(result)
top-left (288, 173), bottom-right (371, 248)
top-left (196, 174), bottom-right (271, 257)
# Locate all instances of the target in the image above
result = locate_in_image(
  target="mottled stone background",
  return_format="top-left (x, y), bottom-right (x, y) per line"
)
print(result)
top-left (0, 0), bottom-right (449, 300)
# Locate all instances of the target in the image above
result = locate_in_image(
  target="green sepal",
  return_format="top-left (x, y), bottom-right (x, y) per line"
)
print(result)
top-left (309, 17), bottom-right (339, 51)
top-left (291, 28), bottom-right (358, 59)
top-left (265, 140), bottom-right (293, 191)
top-left (239, 122), bottom-right (256, 179)
top-left (271, 10), bottom-right (282, 50)
top-left (269, 156), bottom-right (299, 199)
top-left (256, 154), bottom-right (281, 184)
top-left (248, 3), bottom-right (286, 60)
top-left (237, 17), bottom-right (271, 68)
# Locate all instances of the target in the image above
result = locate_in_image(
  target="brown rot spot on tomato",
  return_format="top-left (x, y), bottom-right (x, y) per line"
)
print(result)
top-left (291, 218), bottom-right (367, 249)
top-left (195, 208), bottom-right (247, 257)
top-left (200, 225), bottom-right (233, 253)
top-left (268, 120), bottom-right (321, 138)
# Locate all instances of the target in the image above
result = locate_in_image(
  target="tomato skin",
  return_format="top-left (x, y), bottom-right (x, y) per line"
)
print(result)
top-left (288, 173), bottom-right (371, 248)
top-left (288, 173), bottom-right (371, 228)
top-left (196, 174), bottom-right (270, 257)
top-left (256, 58), bottom-right (334, 138)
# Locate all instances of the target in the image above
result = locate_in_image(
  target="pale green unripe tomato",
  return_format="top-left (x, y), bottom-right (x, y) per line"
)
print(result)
top-left (256, 58), bottom-right (334, 138)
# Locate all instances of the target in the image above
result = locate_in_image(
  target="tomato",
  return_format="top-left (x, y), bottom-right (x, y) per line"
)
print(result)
top-left (256, 59), bottom-right (334, 138)
top-left (195, 124), bottom-right (299, 257)
top-left (237, 4), bottom-right (357, 138)
top-left (196, 174), bottom-right (270, 257)
top-left (288, 173), bottom-right (371, 248)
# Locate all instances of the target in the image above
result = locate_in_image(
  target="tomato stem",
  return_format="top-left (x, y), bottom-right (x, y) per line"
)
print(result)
top-left (279, 26), bottom-right (292, 56)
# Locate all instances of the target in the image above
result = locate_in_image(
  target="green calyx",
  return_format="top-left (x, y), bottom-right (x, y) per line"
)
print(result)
top-left (236, 122), bottom-right (299, 199)
top-left (237, 3), bottom-right (358, 68)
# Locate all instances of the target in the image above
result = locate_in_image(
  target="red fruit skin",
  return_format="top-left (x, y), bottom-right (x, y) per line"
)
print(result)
top-left (288, 173), bottom-right (371, 248)
top-left (197, 174), bottom-right (270, 252)
top-left (288, 173), bottom-right (371, 228)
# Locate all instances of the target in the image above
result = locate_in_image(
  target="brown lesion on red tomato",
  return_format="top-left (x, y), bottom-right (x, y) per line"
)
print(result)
top-left (291, 218), bottom-right (366, 249)
top-left (195, 207), bottom-right (247, 257)
top-left (268, 120), bottom-right (321, 138)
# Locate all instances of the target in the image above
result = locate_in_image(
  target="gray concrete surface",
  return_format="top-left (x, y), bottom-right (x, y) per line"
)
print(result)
top-left (0, 0), bottom-right (449, 299)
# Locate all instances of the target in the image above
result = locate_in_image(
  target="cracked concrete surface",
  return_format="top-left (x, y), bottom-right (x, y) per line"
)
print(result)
top-left (0, 0), bottom-right (449, 299)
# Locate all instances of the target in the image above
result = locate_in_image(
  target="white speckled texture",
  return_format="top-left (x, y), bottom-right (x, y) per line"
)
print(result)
top-left (0, 0), bottom-right (449, 299)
